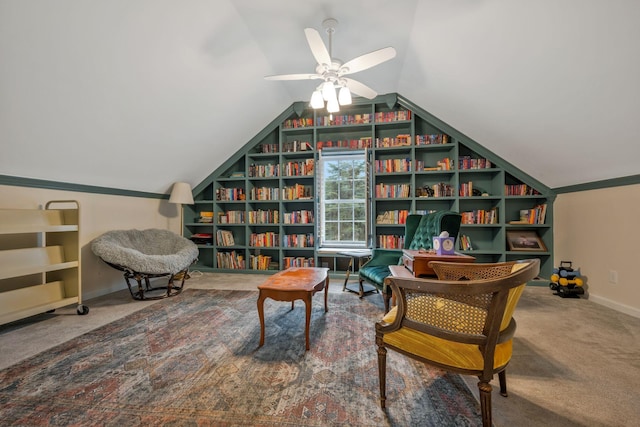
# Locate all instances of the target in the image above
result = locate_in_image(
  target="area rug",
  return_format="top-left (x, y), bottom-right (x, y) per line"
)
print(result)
top-left (0, 289), bottom-right (483, 426)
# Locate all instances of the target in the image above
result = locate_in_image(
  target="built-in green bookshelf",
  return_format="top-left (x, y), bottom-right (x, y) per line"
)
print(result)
top-left (187, 93), bottom-right (555, 278)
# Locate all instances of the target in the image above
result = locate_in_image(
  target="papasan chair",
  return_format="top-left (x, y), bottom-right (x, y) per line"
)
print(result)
top-left (91, 228), bottom-right (199, 300)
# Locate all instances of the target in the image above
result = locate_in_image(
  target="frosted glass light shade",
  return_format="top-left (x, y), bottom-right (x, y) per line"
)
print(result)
top-left (169, 182), bottom-right (194, 205)
top-left (327, 97), bottom-right (340, 113)
top-left (322, 82), bottom-right (335, 101)
top-left (310, 90), bottom-right (324, 109)
top-left (338, 86), bottom-right (352, 105)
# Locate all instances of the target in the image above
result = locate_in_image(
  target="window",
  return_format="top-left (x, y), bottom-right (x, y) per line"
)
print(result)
top-left (317, 151), bottom-right (369, 248)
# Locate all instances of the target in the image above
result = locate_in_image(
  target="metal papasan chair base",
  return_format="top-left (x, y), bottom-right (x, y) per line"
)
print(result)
top-left (105, 261), bottom-right (191, 301)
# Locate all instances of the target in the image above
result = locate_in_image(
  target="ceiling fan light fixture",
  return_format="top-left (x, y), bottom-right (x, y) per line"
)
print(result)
top-left (310, 89), bottom-right (324, 109)
top-left (338, 86), bottom-right (352, 105)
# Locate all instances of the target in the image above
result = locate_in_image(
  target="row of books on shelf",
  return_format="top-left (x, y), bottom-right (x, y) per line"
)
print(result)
top-left (461, 208), bottom-right (499, 225)
top-left (416, 134), bottom-right (450, 145)
top-left (317, 138), bottom-right (372, 150)
top-left (248, 160), bottom-right (316, 178)
top-left (282, 159), bottom-right (314, 176)
top-left (459, 181), bottom-right (477, 197)
top-left (250, 232), bottom-right (279, 247)
top-left (316, 113), bottom-right (372, 126)
top-left (282, 233), bottom-right (314, 248)
top-left (376, 210), bottom-right (409, 225)
top-left (416, 182), bottom-right (455, 198)
top-left (248, 163), bottom-right (279, 178)
top-left (283, 210), bottom-right (314, 224)
top-left (249, 254), bottom-right (274, 270)
top-left (375, 110), bottom-right (411, 122)
top-left (282, 117), bottom-right (314, 129)
top-left (283, 257), bottom-right (315, 269)
top-left (216, 230), bottom-right (235, 246)
top-left (375, 183), bottom-right (411, 199)
top-left (374, 158), bottom-right (412, 173)
top-left (375, 135), bottom-right (412, 147)
top-left (216, 251), bottom-right (244, 269)
top-left (377, 234), bottom-right (405, 249)
top-left (459, 156), bottom-right (492, 170)
top-left (248, 209), bottom-right (279, 224)
top-left (258, 140), bottom-right (314, 154)
top-left (217, 253), bottom-right (277, 271)
top-left (459, 234), bottom-right (473, 250)
top-left (250, 186), bottom-right (313, 200)
top-left (259, 143), bottom-right (278, 153)
top-left (505, 184), bottom-right (540, 196)
top-left (509, 204), bottom-right (547, 225)
top-left (216, 187), bottom-right (245, 201)
top-left (217, 210), bottom-right (314, 225)
top-left (379, 159), bottom-right (453, 176)
top-left (282, 140), bottom-right (313, 152)
top-left (218, 211), bottom-right (245, 224)
top-left (284, 110), bottom-right (413, 128)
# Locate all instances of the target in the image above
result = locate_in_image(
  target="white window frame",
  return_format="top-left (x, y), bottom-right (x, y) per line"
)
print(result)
top-left (317, 149), bottom-right (369, 249)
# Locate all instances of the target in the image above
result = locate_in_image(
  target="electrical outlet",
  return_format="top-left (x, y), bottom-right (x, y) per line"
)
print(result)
top-left (609, 270), bottom-right (618, 284)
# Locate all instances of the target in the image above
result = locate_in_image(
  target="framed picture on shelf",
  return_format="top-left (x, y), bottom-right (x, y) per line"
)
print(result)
top-left (506, 230), bottom-right (547, 252)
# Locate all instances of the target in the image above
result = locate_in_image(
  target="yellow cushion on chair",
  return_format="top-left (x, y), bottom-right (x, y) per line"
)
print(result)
top-left (382, 305), bottom-right (513, 371)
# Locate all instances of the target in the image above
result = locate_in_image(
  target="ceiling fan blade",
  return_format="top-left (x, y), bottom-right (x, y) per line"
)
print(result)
top-left (344, 78), bottom-right (377, 99)
top-left (304, 28), bottom-right (332, 66)
top-left (264, 73), bottom-right (321, 81)
top-left (340, 47), bottom-right (396, 75)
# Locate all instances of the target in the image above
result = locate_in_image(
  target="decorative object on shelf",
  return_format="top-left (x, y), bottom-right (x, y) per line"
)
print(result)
top-left (169, 182), bottom-right (195, 236)
top-left (264, 18), bottom-right (396, 114)
top-left (549, 261), bottom-right (584, 298)
top-left (506, 230), bottom-right (547, 252)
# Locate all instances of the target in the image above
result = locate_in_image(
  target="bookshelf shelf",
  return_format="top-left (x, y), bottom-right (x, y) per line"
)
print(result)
top-left (187, 94), bottom-right (555, 278)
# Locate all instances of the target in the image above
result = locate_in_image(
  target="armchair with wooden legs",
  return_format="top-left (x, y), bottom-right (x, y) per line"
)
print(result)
top-left (375, 259), bottom-right (540, 427)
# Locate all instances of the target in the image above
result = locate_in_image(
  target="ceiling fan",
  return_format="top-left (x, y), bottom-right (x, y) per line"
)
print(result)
top-left (264, 18), bottom-right (396, 112)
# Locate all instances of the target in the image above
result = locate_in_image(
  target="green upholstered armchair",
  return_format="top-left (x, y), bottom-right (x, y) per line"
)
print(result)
top-left (359, 210), bottom-right (462, 312)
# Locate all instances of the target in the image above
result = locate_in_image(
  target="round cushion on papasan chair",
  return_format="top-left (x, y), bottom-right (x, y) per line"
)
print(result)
top-left (91, 228), bottom-right (199, 274)
top-left (91, 229), bottom-right (199, 300)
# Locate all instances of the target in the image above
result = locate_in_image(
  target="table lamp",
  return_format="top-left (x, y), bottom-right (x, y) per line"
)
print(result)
top-left (169, 182), bottom-right (194, 236)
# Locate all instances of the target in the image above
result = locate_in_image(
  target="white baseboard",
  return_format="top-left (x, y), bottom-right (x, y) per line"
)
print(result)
top-left (588, 294), bottom-right (640, 319)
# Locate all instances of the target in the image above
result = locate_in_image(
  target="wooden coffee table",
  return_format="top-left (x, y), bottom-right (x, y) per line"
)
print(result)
top-left (257, 267), bottom-right (330, 351)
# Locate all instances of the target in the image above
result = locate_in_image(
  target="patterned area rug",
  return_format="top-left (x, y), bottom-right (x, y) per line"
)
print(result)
top-left (0, 289), bottom-right (483, 426)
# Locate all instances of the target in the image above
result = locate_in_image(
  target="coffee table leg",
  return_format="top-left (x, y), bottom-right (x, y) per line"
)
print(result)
top-left (324, 276), bottom-right (329, 313)
top-left (304, 294), bottom-right (312, 351)
top-left (257, 291), bottom-right (266, 347)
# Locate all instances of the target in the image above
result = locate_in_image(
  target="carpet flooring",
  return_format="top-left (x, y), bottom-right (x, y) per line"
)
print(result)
top-left (0, 288), bottom-right (484, 426)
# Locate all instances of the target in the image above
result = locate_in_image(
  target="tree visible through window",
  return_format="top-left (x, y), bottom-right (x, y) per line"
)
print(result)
top-left (319, 153), bottom-right (367, 248)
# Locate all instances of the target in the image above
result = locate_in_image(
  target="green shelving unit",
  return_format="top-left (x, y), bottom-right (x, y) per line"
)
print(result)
top-left (188, 93), bottom-right (555, 279)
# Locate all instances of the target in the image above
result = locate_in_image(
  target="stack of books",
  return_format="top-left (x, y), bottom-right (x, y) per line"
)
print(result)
top-left (198, 211), bottom-right (213, 223)
top-left (190, 233), bottom-right (213, 245)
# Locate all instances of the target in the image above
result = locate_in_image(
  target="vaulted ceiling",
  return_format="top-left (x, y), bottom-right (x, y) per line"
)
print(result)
top-left (2, 1), bottom-right (639, 194)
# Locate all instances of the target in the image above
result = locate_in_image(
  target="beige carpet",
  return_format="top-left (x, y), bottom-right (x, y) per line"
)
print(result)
top-left (1, 272), bottom-right (639, 426)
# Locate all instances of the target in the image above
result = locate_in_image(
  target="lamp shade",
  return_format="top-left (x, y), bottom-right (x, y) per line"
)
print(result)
top-left (169, 182), bottom-right (194, 205)
top-left (310, 89), bottom-right (324, 109)
top-left (327, 97), bottom-right (340, 113)
top-left (338, 86), bottom-right (352, 105)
